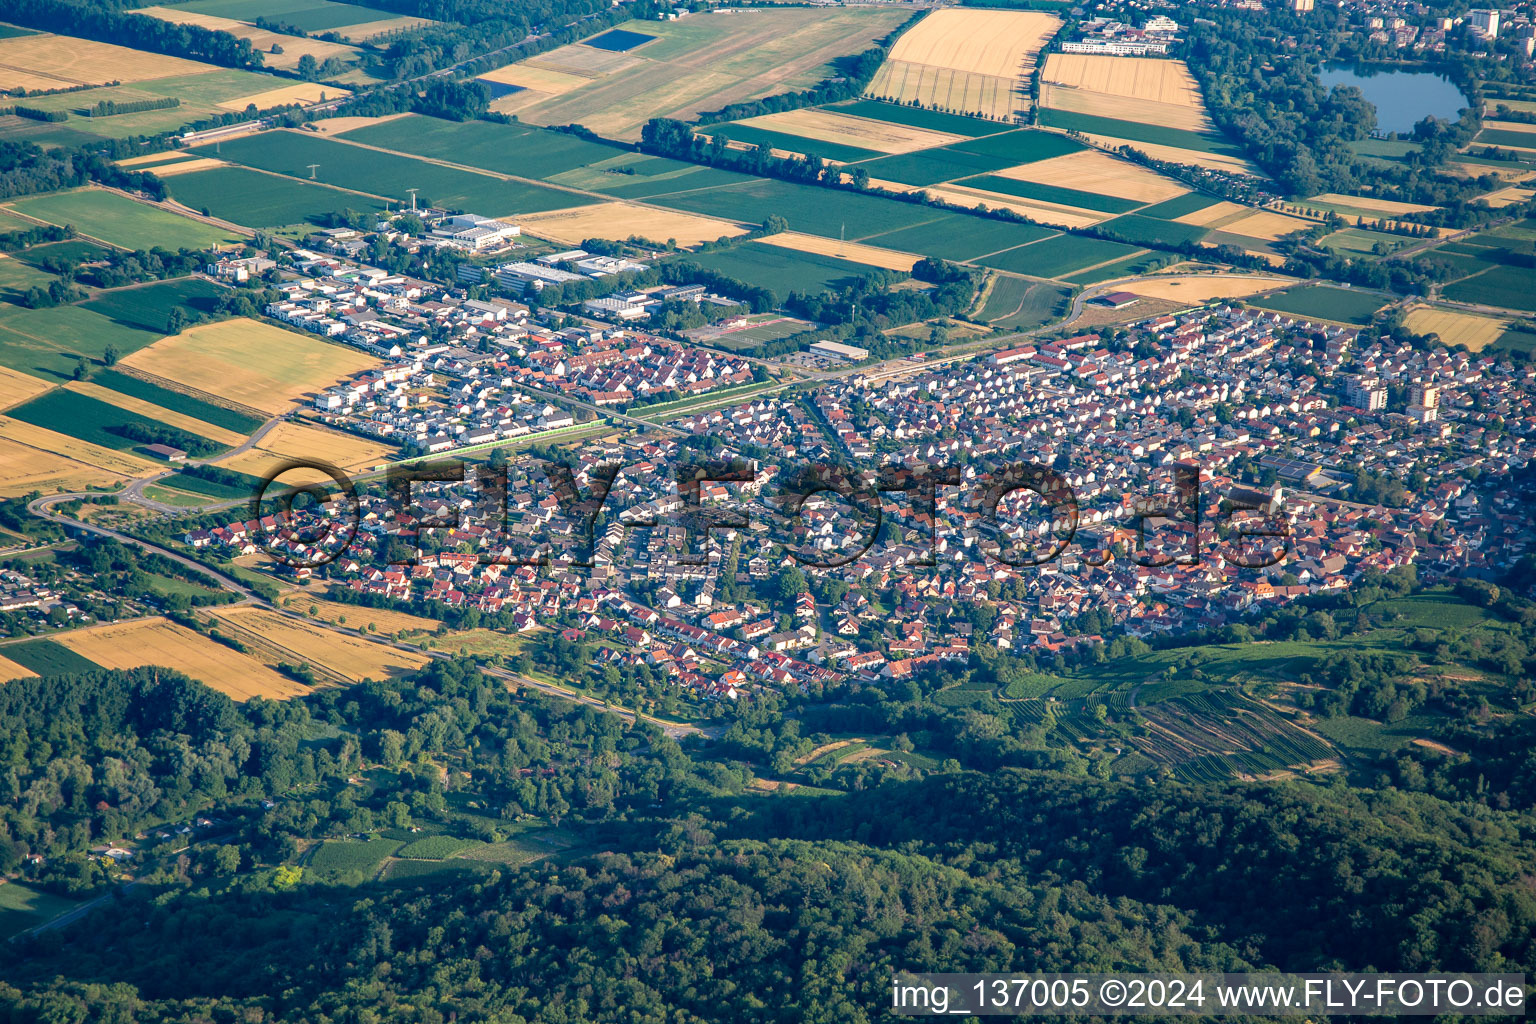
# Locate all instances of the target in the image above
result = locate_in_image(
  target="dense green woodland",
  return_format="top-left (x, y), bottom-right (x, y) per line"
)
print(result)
top-left (0, 647), bottom-right (1534, 1021)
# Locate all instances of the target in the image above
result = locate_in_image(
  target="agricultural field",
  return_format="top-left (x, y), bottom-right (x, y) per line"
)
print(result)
top-left (91, 369), bottom-right (266, 435)
top-left (756, 230), bottom-right (919, 272)
top-left (136, 6), bottom-right (369, 78)
top-left (865, 9), bottom-right (1060, 121)
top-left (306, 838), bottom-right (403, 885)
top-left (496, 9), bottom-right (909, 140)
top-left (210, 607), bottom-right (430, 684)
top-left (0, 412), bottom-right (159, 478)
top-left (82, 278), bottom-right (224, 333)
top-left (0, 433), bottom-right (130, 496)
top-left (847, 128), bottom-right (1084, 187)
top-left (974, 273), bottom-right (1071, 329)
top-left (0, 638), bottom-right (100, 676)
top-left (0, 31), bottom-right (214, 90)
top-left (1036, 108), bottom-right (1259, 176)
top-left (721, 108), bottom-right (968, 157)
top-left (165, 0), bottom-right (429, 37)
top-left (977, 234), bottom-right (1145, 279)
top-left (54, 617), bottom-right (310, 701)
top-left (1249, 284), bottom-right (1387, 325)
top-left (0, 652), bottom-right (38, 681)
top-left (1431, 218), bottom-right (1536, 313)
top-left (5, 190), bottom-right (242, 250)
top-left (0, 365), bottom-right (50, 412)
top-left (1124, 274), bottom-right (1293, 304)
top-left (193, 131), bottom-right (594, 217)
top-left (515, 202), bottom-right (746, 248)
top-left (1039, 54), bottom-right (1213, 134)
top-left (164, 166), bottom-right (391, 231)
top-left (830, 99), bottom-right (1014, 138)
top-left (698, 122), bottom-right (882, 164)
top-left (681, 241), bottom-right (890, 303)
top-left (0, 882), bottom-right (80, 940)
top-left (221, 419), bottom-right (397, 477)
top-left (1401, 305), bottom-right (1521, 351)
top-left (8, 68), bottom-right (300, 141)
top-left (63, 381), bottom-right (246, 447)
top-left (5, 387), bottom-right (229, 455)
top-left (0, 303), bottom-right (165, 380)
top-left (861, 212), bottom-right (1056, 262)
top-left (286, 598), bottom-right (440, 637)
top-left (121, 318), bottom-right (380, 416)
top-left (650, 176), bottom-right (940, 242)
top-left (337, 116), bottom-right (628, 182)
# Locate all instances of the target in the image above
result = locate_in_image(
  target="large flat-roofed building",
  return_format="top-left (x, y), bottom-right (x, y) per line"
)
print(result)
top-left (809, 340), bottom-right (869, 362)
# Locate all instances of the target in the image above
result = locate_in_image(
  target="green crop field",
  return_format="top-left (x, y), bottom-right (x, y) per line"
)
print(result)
top-left (958, 175), bottom-right (1142, 215)
top-left (976, 274), bottom-right (1071, 329)
top-left (862, 214), bottom-right (1056, 262)
top-left (1321, 228), bottom-right (1412, 258)
top-left (946, 129), bottom-right (1085, 164)
top-left (851, 149), bottom-right (1010, 187)
top-left (652, 178), bottom-right (936, 241)
top-left (1134, 192), bottom-right (1220, 219)
top-left (12, 240), bottom-right (111, 268)
top-left (306, 838), bottom-right (404, 884)
top-left (340, 116), bottom-right (629, 182)
top-left (1097, 213), bottom-right (1211, 248)
top-left (0, 256), bottom-right (54, 305)
top-left (173, 0), bottom-right (392, 30)
top-left (700, 123), bottom-right (882, 164)
top-left (978, 235), bottom-right (1144, 278)
top-left (15, 69), bottom-right (286, 141)
top-left (0, 882), bottom-right (80, 940)
top-left (828, 100), bottom-right (1011, 138)
top-left (395, 835), bottom-right (480, 860)
top-left (1441, 266), bottom-right (1536, 311)
top-left (165, 166), bottom-right (390, 230)
top-left (0, 304), bottom-right (162, 380)
top-left (82, 278), bottom-right (224, 332)
top-left (682, 241), bottom-right (885, 302)
top-left (7, 388), bottom-right (225, 454)
top-left (1037, 109), bottom-right (1243, 158)
top-left (1061, 250), bottom-right (1176, 285)
top-left (0, 639), bottom-right (100, 676)
top-left (8, 190), bottom-right (242, 251)
top-left (592, 164), bottom-right (762, 200)
top-left (194, 131), bottom-right (595, 217)
top-left (1474, 128), bottom-right (1536, 153)
top-left (1250, 284), bottom-right (1387, 324)
top-left (94, 370), bottom-right (265, 434)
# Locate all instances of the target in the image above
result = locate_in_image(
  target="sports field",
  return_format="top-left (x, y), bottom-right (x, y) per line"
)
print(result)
top-left (1250, 284), bottom-right (1386, 325)
top-left (495, 9), bottom-right (908, 140)
top-left (866, 9), bottom-right (1060, 121)
top-left (1402, 306), bottom-right (1513, 350)
top-left (516, 202), bottom-right (746, 247)
top-left (0, 31), bottom-right (213, 90)
top-left (165, 166), bottom-right (391, 230)
top-left (1040, 54), bottom-right (1212, 133)
top-left (194, 131), bottom-right (594, 216)
top-left (54, 617), bottom-right (310, 701)
top-left (121, 318), bottom-right (380, 415)
top-left (6, 190), bottom-right (241, 250)
top-left (211, 607), bottom-right (429, 683)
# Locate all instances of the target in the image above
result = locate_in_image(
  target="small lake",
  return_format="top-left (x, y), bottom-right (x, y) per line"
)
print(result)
top-left (1320, 64), bottom-right (1470, 135)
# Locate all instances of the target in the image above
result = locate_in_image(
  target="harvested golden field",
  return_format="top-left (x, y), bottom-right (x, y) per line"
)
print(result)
top-left (758, 230), bottom-right (920, 271)
top-left (56, 617), bottom-right (309, 701)
top-left (514, 10), bottom-right (908, 140)
top-left (1402, 306), bottom-right (1512, 351)
top-left (1480, 185), bottom-right (1535, 208)
top-left (996, 149), bottom-right (1187, 204)
top-left (117, 152), bottom-right (196, 168)
top-left (738, 108), bottom-right (964, 155)
top-left (217, 82), bottom-right (350, 111)
top-left (308, 114), bottom-right (409, 135)
top-left (223, 419), bottom-right (396, 478)
top-left (868, 9), bottom-right (1059, 121)
top-left (1173, 200), bottom-right (1248, 227)
top-left (0, 365), bottom-right (51, 412)
top-left (145, 157), bottom-right (229, 177)
top-left (1074, 133), bottom-right (1258, 176)
top-left (289, 597), bottom-right (440, 636)
top-left (479, 62), bottom-right (593, 95)
top-left (337, 16), bottom-right (435, 41)
top-left (1040, 54), bottom-right (1211, 133)
top-left (1215, 208), bottom-right (1316, 241)
top-left (1310, 192), bottom-right (1437, 216)
top-left (0, 436), bottom-right (126, 496)
top-left (136, 7), bottom-right (362, 73)
top-left (518, 202), bottom-right (747, 247)
top-left (64, 380), bottom-right (246, 446)
top-left (1484, 119), bottom-right (1536, 135)
top-left (0, 32), bottom-right (213, 89)
top-left (212, 607), bottom-right (429, 683)
top-left (0, 415), bottom-right (159, 476)
top-left (0, 652), bottom-right (37, 681)
top-left (1126, 274), bottom-right (1293, 303)
top-left (923, 185), bottom-right (1106, 229)
top-left (122, 318), bottom-right (379, 415)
